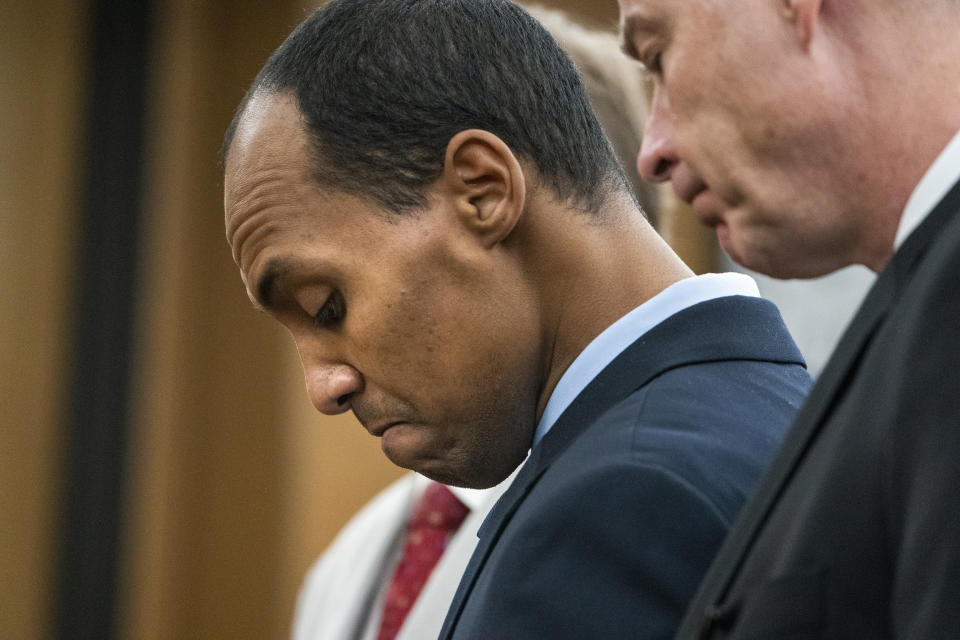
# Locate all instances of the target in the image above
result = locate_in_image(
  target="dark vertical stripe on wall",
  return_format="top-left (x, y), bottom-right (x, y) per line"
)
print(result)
top-left (56, 1), bottom-right (154, 638)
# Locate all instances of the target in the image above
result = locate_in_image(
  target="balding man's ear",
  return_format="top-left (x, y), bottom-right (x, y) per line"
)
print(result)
top-left (782, 0), bottom-right (823, 49)
top-left (442, 129), bottom-right (526, 248)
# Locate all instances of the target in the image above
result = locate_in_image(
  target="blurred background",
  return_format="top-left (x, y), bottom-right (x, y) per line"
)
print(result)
top-left (1, 0), bottom-right (871, 638)
top-left (1, 1), bottom-right (702, 639)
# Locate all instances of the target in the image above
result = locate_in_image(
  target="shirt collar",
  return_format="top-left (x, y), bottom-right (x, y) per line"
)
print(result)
top-left (532, 272), bottom-right (760, 447)
top-left (448, 482), bottom-right (504, 512)
top-left (412, 472), bottom-right (511, 512)
top-left (895, 128), bottom-right (960, 249)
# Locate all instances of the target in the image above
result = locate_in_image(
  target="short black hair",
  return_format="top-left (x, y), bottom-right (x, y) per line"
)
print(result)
top-left (224, 0), bottom-right (631, 213)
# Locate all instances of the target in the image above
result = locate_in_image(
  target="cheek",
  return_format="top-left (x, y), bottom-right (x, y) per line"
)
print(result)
top-left (371, 275), bottom-right (542, 485)
top-left (410, 284), bottom-right (538, 397)
top-left (355, 242), bottom-right (543, 399)
top-left (349, 278), bottom-right (468, 391)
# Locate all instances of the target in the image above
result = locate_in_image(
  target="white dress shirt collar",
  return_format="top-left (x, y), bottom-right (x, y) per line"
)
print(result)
top-left (410, 472), bottom-right (492, 512)
top-left (895, 128), bottom-right (960, 249)
top-left (532, 272), bottom-right (760, 447)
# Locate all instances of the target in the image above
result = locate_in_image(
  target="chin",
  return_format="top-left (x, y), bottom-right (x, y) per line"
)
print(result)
top-left (716, 225), bottom-right (761, 274)
top-left (380, 428), bottom-right (471, 487)
top-left (384, 419), bottom-right (531, 489)
top-left (719, 225), bottom-right (799, 279)
top-left (409, 449), bottom-right (519, 490)
top-left (721, 210), bottom-right (858, 279)
top-left (741, 243), bottom-right (850, 279)
top-left (408, 459), bottom-right (482, 489)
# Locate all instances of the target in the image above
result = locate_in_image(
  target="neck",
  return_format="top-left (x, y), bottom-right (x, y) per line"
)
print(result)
top-left (843, 3), bottom-right (960, 269)
top-left (525, 191), bottom-right (694, 421)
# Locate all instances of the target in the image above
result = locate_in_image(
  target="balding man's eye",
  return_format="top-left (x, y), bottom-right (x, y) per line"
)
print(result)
top-left (645, 51), bottom-right (663, 76)
top-left (313, 291), bottom-right (344, 329)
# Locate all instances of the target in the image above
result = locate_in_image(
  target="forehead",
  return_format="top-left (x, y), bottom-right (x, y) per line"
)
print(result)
top-left (224, 92), bottom-right (306, 225)
top-left (223, 93), bottom-right (323, 275)
top-left (223, 94), bottom-right (414, 308)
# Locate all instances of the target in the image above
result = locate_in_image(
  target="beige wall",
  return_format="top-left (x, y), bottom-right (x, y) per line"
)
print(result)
top-left (2, 1), bottom-right (717, 638)
top-left (119, 3), bottom-right (303, 638)
top-left (0, 1), bottom-right (86, 638)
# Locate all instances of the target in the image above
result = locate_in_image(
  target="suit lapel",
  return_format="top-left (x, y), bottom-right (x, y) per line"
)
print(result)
top-left (683, 177), bottom-right (960, 625)
top-left (439, 296), bottom-right (801, 639)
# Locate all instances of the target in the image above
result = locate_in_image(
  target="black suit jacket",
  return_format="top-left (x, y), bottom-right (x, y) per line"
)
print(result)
top-left (676, 179), bottom-right (960, 639)
top-left (438, 295), bottom-right (812, 639)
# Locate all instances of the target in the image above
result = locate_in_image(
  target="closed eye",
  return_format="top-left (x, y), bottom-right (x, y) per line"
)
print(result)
top-left (646, 51), bottom-right (663, 76)
top-left (313, 291), bottom-right (345, 329)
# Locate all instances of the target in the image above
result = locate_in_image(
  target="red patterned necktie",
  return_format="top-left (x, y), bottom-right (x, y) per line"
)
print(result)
top-left (376, 481), bottom-right (469, 640)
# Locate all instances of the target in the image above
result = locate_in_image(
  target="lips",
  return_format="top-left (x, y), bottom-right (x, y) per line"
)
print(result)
top-left (355, 398), bottom-right (419, 438)
top-left (675, 178), bottom-right (706, 207)
top-left (670, 167), bottom-right (724, 228)
top-left (678, 182), bottom-right (720, 227)
top-left (367, 421), bottom-right (402, 437)
top-left (691, 191), bottom-right (724, 228)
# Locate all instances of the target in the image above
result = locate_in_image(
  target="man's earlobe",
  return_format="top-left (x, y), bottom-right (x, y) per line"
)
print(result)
top-left (782, 0), bottom-right (822, 49)
top-left (443, 129), bottom-right (526, 248)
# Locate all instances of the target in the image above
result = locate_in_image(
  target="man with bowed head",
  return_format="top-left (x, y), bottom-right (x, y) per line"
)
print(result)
top-left (618, 0), bottom-right (960, 637)
top-left (288, 8), bottom-right (681, 640)
top-left (223, 0), bottom-right (811, 637)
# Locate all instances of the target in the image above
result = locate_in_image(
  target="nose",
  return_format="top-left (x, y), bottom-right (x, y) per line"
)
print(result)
top-left (303, 362), bottom-right (364, 415)
top-left (636, 90), bottom-right (679, 184)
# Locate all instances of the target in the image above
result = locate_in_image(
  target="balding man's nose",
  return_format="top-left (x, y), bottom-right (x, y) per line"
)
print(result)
top-left (636, 92), bottom-right (679, 184)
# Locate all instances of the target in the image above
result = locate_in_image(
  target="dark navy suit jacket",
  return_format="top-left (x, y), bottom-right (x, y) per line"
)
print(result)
top-left (438, 295), bottom-right (812, 639)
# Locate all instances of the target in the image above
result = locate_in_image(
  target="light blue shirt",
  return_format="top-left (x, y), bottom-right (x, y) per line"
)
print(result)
top-left (532, 272), bottom-right (760, 447)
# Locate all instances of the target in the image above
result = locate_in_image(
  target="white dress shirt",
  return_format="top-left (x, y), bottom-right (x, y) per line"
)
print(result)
top-left (895, 128), bottom-right (960, 249)
top-left (354, 471), bottom-right (518, 640)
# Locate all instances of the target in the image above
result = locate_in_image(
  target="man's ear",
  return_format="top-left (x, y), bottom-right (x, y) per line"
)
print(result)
top-left (781, 0), bottom-right (823, 49)
top-left (441, 129), bottom-right (526, 248)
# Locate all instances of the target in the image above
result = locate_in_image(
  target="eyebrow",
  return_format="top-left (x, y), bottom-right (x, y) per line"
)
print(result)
top-left (253, 256), bottom-right (296, 312)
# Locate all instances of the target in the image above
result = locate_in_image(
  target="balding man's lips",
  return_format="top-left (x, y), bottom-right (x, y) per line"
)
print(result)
top-left (674, 174), bottom-right (706, 207)
top-left (674, 176), bottom-right (723, 228)
top-left (692, 190), bottom-right (725, 228)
